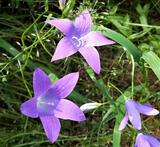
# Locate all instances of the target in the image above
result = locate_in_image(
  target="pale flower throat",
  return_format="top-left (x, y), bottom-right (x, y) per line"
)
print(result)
top-left (71, 36), bottom-right (85, 48)
top-left (36, 90), bottom-right (59, 115)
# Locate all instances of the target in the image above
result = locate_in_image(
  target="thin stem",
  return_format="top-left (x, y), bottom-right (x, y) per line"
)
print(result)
top-left (125, 22), bottom-right (160, 29)
top-left (144, 65), bottom-right (149, 88)
top-left (131, 55), bottom-right (135, 99)
top-left (21, 11), bottom-right (46, 49)
top-left (18, 60), bottom-right (31, 134)
top-left (34, 24), bottom-right (52, 56)
top-left (109, 82), bottom-right (126, 99)
top-left (18, 60), bottom-right (32, 97)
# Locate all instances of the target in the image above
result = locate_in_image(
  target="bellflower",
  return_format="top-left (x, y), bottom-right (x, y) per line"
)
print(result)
top-left (20, 68), bottom-right (86, 143)
top-left (119, 99), bottom-right (159, 130)
top-left (46, 10), bottom-right (114, 74)
top-left (135, 133), bottom-right (160, 147)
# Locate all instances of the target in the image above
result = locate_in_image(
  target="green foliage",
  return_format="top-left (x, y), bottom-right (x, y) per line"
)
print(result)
top-left (96, 26), bottom-right (142, 62)
top-left (142, 51), bottom-right (160, 80)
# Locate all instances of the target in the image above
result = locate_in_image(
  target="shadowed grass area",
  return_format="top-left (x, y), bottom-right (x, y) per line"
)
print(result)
top-left (0, 0), bottom-right (160, 146)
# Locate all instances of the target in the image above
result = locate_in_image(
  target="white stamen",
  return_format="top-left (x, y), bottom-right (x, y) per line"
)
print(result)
top-left (71, 36), bottom-right (83, 48)
top-left (37, 97), bottom-right (55, 108)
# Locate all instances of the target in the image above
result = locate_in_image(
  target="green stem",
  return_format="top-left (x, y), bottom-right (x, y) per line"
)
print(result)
top-left (144, 65), bottom-right (149, 88)
top-left (131, 55), bottom-right (135, 99)
top-left (21, 11), bottom-right (46, 49)
top-left (18, 60), bottom-right (32, 97)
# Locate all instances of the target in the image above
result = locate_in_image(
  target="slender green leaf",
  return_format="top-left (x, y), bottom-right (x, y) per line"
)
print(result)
top-left (102, 107), bottom-right (115, 123)
top-left (0, 37), bottom-right (19, 56)
top-left (84, 63), bottom-right (116, 106)
top-left (69, 91), bottom-right (90, 104)
top-left (95, 79), bottom-right (116, 106)
top-left (136, 4), bottom-right (150, 31)
top-left (142, 51), bottom-right (160, 80)
top-left (0, 37), bottom-right (37, 69)
top-left (95, 26), bottom-right (142, 62)
top-left (113, 111), bottom-right (123, 147)
top-left (62, 0), bottom-right (75, 18)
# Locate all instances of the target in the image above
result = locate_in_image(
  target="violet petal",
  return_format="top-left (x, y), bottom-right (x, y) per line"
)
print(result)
top-left (51, 37), bottom-right (78, 61)
top-left (145, 134), bottom-right (160, 147)
top-left (79, 46), bottom-right (100, 74)
top-left (54, 99), bottom-right (86, 121)
top-left (20, 97), bottom-right (38, 118)
top-left (40, 116), bottom-right (61, 143)
top-left (74, 10), bottom-right (92, 37)
top-left (33, 68), bottom-right (52, 97)
top-left (119, 113), bottom-right (129, 131)
top-left (83, 31), bottom-right (115, 47)
top-left (46, 19), bottom-right (74, 36)
top-left (136, 102), bottom-right (159, 116)
top-left (135, 133), bottom-right (151, 147)
top-left (126, 99), bottom-right (142, 130)
top-left (54, 72), bottom-right (79, 99)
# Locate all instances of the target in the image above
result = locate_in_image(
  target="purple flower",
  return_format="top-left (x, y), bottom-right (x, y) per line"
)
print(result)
top-left (20, 68), bottom-right (86, 143)
top-left (46, 10), bottom-right (114, 74)
top-left (119, 99), bottom-right (159, 130)
top-left (135, 133), bottom-right (160, 147)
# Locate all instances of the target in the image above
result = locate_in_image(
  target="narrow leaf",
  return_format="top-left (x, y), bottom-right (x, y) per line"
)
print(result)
top-left (142, 51), bottom-right (160, 80)
top-left (95, 26), bottom-right (142, 62)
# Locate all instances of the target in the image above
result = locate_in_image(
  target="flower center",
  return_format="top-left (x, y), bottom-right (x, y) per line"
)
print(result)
top-left (37, 89), bottom-right (59, 116)
top-left (71, 36), bottom-right (84, 48)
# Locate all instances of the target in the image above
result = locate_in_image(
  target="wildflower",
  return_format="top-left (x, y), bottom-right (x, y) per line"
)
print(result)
top-left (135, 133), bottom-right (160, 147)
top-left (59, 0), bottom-right (66, 9)
top-left (80, 102), bottom-right (102, 112)
top-left (119, 99), bottom-right (159, 130)
top-left (20, 68), bottom-right (86, 143)
top-left (46, 10), bottom-right (114, 74)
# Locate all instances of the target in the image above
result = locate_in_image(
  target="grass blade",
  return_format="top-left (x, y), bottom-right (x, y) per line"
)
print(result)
top-left (96, 26), bottom-right (142, 62)
top-left (142, 51), bottom-right (160, 80)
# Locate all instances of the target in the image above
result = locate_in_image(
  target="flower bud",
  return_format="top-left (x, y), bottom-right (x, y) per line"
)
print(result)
top-left (80, 102), bottom-right (101, 112)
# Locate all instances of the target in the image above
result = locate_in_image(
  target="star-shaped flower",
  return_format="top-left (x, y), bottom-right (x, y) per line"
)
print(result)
top-left (20, 68), bottom-right (86, 143)
top-left (46, 10), bottom-right (114, 74)
top-left (119, 99), bottom-right (159, 130)
top-left (135, 133), bottom-right (160, 147)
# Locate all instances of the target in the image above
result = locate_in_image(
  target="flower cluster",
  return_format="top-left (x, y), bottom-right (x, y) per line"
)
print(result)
top-left (119, 99), bottom-right (160, 146)
top-left (20, 9), bottom-right (160, 146)
top-left (21, 10), bottom-right (114, 143)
